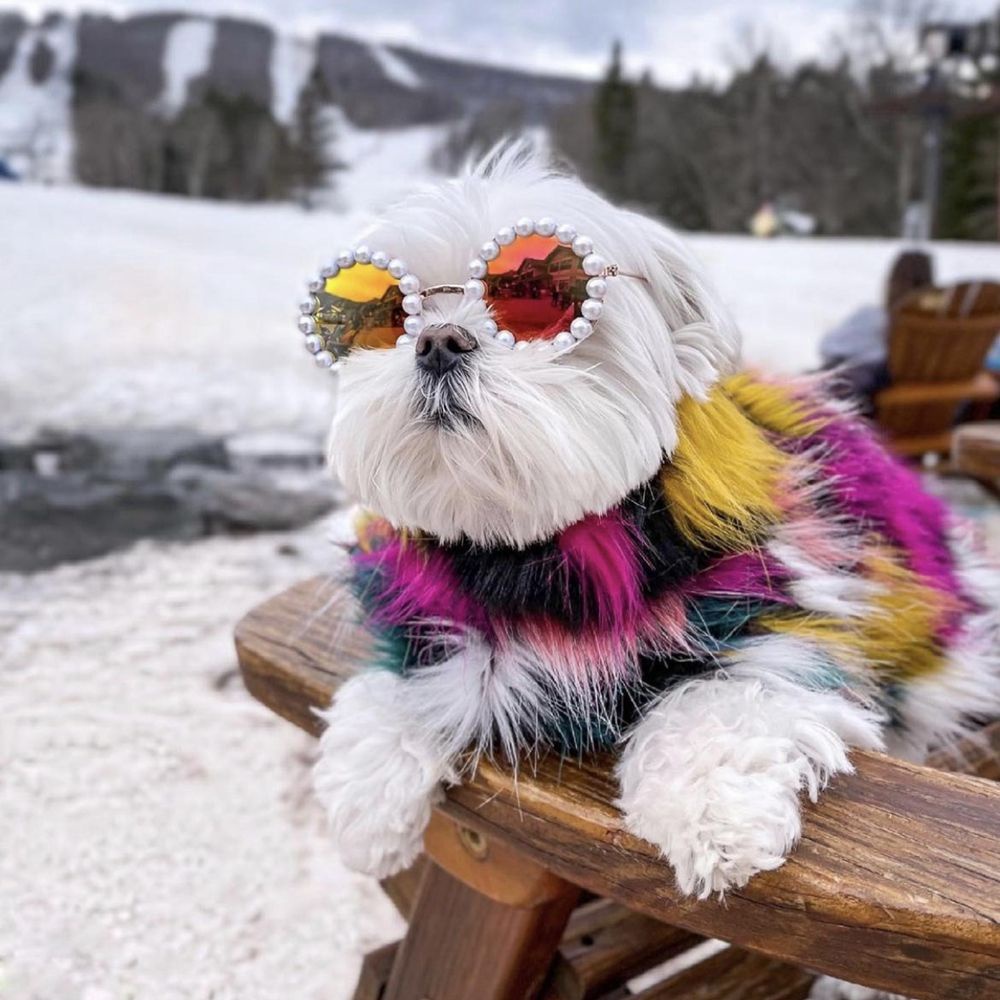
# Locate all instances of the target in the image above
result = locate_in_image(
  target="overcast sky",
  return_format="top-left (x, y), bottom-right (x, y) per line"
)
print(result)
top-left (12, 0), bottom-right (1000, 84)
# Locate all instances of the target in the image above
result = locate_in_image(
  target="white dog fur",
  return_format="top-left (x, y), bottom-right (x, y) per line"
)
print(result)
top-left (311, 146), bottom-right (998, 1000)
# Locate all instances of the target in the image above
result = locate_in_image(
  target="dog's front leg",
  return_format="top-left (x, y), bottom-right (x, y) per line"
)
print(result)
top-left (313, 669), bottom-right (454, 878)
top-left (615, 665), bottom-right (885, 898)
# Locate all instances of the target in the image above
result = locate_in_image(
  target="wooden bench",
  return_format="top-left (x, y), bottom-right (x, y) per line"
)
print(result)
top-left (235, 577), bottom-right (1000, 1000)
top-left (954, 422), bottom-right (1000, 499)
top-left (875, 282), bottom-right (1000, 457)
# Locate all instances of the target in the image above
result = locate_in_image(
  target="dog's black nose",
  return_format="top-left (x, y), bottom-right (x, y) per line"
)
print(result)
top-left (414, 324), bottom-right (477, 375)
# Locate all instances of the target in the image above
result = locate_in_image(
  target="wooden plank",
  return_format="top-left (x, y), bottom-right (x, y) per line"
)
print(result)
top-left (235, 580), bottom-right (1000, 999)
top-left (382, 859), bottom-right (579, 1000)
top-left (632, 945), bottom-right (814, 999)
top-left (424, 811), bottom-right (571, 907)
top-left (352, 941), bottom-right (398, 1000)
top-left (876, 372), bottom-right (1000, 406)
top-left (380, 856), bottom-right (427, 921)
top-left (544, 898), bottom-right (700, 1000)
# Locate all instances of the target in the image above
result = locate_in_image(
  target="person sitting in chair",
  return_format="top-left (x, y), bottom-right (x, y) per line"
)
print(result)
top-left (819, 250), bottom-right (934, 409)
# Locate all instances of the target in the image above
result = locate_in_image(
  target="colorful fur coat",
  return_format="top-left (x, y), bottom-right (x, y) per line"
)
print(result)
top-left (346, 373), bottom-right (989, 760)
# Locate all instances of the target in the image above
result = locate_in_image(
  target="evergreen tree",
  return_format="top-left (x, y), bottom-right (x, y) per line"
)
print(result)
top-left (288, 66), bottom-right (340, 209)
top-left (938, 113), bottom-right (999, 241)
top-left (593, 41), bottom-right (637, 198)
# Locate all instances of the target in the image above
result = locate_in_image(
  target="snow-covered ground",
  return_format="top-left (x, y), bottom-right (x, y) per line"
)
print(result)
top-left (0, 526), bottom-right (406, 999)
top-left (5, 179), bottom-right (1000, 443)
top-left (2, 178), bottom-right (1000, 998)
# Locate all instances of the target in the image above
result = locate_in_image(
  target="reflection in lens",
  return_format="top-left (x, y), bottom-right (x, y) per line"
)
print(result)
top-left (486, 235), bottom-right (585, 340)
top-left (313, 264), bottom-right (405, 355)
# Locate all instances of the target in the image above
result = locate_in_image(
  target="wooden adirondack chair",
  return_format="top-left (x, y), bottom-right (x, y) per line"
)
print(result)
top-left (875, 281), bottom-right (1000, 458)
top-left (235, 578), bottom-right (1000, 1000)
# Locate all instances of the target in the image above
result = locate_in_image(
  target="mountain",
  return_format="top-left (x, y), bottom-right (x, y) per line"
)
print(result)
top-left (0, 9), bottom-right (592, 192)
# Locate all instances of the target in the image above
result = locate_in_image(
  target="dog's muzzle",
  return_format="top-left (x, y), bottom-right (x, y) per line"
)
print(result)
top-left (415, 324), bottom-right (478, 376)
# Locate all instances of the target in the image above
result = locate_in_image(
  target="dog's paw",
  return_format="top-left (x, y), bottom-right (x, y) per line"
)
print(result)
top-left (616, 674), bottom-right (881, 898)
top-left (312, 670), bottom-right (451, 878)
top-left (617, 730), bottom-right (805, 897)
top-left (808, 976), bottom-right (910, 1000)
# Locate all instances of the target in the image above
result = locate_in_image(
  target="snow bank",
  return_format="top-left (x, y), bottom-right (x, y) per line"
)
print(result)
top-left (5, 181), bottom-right (1000, 443)
top-left (0, 524), bottom-right (404, 998)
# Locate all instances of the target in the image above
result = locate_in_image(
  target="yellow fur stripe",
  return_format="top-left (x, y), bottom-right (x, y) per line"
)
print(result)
top-left (662, 385), bottom-right (788, 550)
top-left (759, 547), bottom-right (952, 680)
top-left (724, 372), bottom-right (825, 438)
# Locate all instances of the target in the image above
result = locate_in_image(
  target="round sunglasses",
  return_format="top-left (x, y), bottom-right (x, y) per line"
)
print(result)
top-left (296, 218), bottom-right (644, 371)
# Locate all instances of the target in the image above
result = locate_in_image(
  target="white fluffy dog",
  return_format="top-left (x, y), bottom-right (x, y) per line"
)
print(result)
top-left (308, 146), bottom-right (999, 998)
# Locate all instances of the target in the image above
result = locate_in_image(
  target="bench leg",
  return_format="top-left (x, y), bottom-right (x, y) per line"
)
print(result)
top-left (382, 854), bottom-right (579, 1000)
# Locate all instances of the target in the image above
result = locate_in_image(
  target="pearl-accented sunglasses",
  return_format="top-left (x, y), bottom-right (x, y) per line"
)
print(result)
top-left (297, 217), bottom-right (646, 372)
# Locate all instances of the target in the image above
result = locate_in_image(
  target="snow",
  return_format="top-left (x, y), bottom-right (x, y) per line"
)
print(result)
top-left (159, 18), bottom-right (216, 117)
top-left (5, 180), bottom-right (1000, 443)
top-left (688, 234), bottom-right (1000, 373)
top-left (270, 33), bottom-right (315, 126)
top-left (327, 109), bottom-right (449, 213)
top-left (0, 526), bottom-right (404, 999)
top-left (0, 18), bottom-right (76, 182)
top-left (367, 43), bottom-right (421, 89)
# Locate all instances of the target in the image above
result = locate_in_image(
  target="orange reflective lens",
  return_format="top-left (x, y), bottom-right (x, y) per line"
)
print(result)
top-left (314, 264), bottom-right (404, 355)
top-left (486, 235), bottom-right (585, 341)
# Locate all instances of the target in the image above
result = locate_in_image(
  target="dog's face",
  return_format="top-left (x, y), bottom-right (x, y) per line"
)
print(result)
top-left (328, 149), bottom-right (740, 548)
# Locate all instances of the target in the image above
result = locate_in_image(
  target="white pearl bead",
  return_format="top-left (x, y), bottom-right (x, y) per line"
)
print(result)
top-left (354, 244), bottom-right (372, 264)
top-left (586, 276), bottom-right (608, 299)
top-left (481, 318), bottom-right (498, 337)
top-left (395, 333), bottom-right (414, 347)
top-left (320, 262), bottom-right (340, 279)
top-left (401, 293), bottom-right (422, 315)
top-left (371, 251), bottom-right (390, 270)
top-left (514, 217), bottom-right (534, 237)
top-left (495, 226), bottom-right (516, 246)
top-left (582, 253), bottom-right (606, 277)
top-left (398, 273), bottom-right (421, 295)
top-left (314, 350), bottom-right (335, 368)
top-left (581, 298), bottom-right (603, 321)
top-left (299, 296), bottom-right (318, 315)
top-left (514, 341), bottom-right (529, 351)
top-left (336, 249), bottom-right (355, 268)
top-left (303, 333), bottom-right (323, 353)
top-left (570, 317), bottom-right (594, 340)
top-left (480, 240), bottom-right (500, 261)
top-left (388, 258), bottom-right (408, 278)
top-left (403, 314), bottom-right (425, 336)
top-left (553, 331), bottom-right (575, 351)
top-left (298, 315), bottom-right (316, 334)
top-left (556, 223), bottom-right (576, 244)
top-left (464, 279), bottom-right (485, 299)
top-left (496, 330), bottom-right (515, 348)
top-left (307, 276), bottom-right (324, 293)
top-left (572, 235), bottom-right (594, 257)
top-left (535, 217), bottom-right (557, 237)
top-left (469, 258), bottom-right (487, 279)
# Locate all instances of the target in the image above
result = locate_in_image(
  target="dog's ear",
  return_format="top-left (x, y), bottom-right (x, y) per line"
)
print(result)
top-left (634, 214), bottom-right (742, 399)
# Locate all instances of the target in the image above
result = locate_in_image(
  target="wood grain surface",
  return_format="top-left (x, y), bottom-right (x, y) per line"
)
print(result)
top-left (236, 578), bottom-right (1000, 999)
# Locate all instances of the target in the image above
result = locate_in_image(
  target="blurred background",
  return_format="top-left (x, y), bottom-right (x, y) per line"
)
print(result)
top-left (2, 1), bottom-right (1000, 997)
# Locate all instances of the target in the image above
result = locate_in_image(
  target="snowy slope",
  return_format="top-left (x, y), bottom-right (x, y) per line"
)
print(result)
top-left (0, 17), bottom-right (75, 182)
top-left (271, 32), bottom-right (315, 125)
top-left (159, 17), bottom-right (216, 117)
top-left (5, 181), bottom-right (1000, 444)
